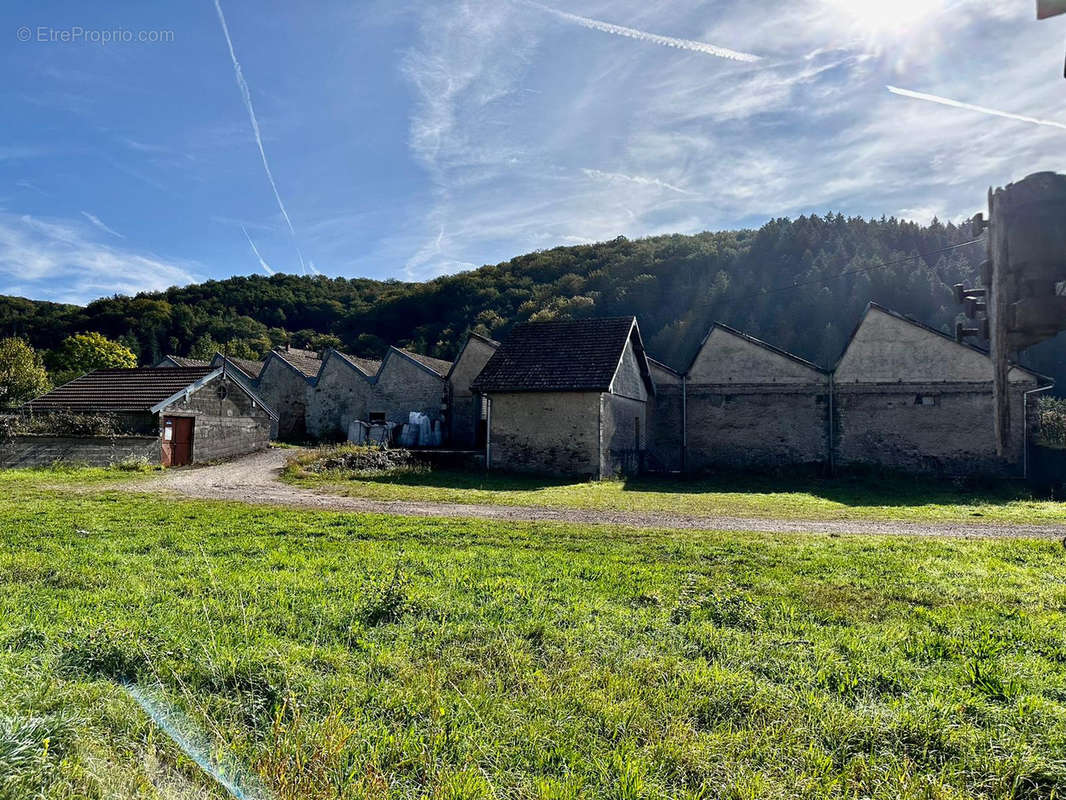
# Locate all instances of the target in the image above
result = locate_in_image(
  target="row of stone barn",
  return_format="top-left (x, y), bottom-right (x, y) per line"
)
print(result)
top-left (156, 303), bottom-right (1050, 478)
top-left (16, 300), bottom-right (1047, 477)
top-left (469, 305), bottom-right (1048, 478)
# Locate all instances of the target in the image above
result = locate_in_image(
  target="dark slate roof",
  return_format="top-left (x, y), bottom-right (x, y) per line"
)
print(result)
top-left (158, 355), bottom-right (210, 368)
top-left (335, 351), bottom-right (381, 377)
top-left (397, 348), bottom-right (452, 377)
top-left (472, 317), bottom-right (640, 392)
top-left (23, 367), bottom-right (214, 413)
top-left (269, 348), bottom-right (321, 378)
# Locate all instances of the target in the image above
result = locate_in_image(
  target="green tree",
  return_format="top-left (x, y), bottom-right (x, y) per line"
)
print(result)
top-left (188, 334), bottom-right (222, 361)
top-left (0, 338), bottom-right (51, 406)
top-left (47, 332), bottom-right (137, 384)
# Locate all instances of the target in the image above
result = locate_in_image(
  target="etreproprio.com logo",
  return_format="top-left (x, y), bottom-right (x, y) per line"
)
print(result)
top-left (17, 25), bottom-right (175, 44)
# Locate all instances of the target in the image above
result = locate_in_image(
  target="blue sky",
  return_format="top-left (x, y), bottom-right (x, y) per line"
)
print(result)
top-left (2, 0), bottom-right (1064, 304)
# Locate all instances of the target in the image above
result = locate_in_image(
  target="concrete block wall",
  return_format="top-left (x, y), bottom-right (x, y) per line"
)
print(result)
top-left (685, 385), bottom-right (830, 471)
top-left (0, 435), bottom-right (160, 467)
top-left (833, 384), bottom-right (1027, 477)
top-left (488, 391), bottom-right (601, 476)
top-left (448, 337), bottom-right (498, 448)
top-left (306, 359), bottom-right (376, 440)
top-left (162, 376), bottom-right (273, 463)
top-left (373, 353), bottom-right (446, 425)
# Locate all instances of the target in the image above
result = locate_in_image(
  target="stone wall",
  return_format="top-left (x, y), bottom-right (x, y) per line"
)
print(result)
top-left (833, 383), bottom-right (1027, 476)
top-left (256, 359), bottom-right (310, 440)
top-left (0, 434), bottom-right (160, 467)
top-left (600, 393), bottom-right (646, 476)
top-left (685, 384), bottom-right (829, 471)
top-left (488, 391), bottom-right (601, 476)
top-left (373, 351), bottom-right (446, 425)
top-left (306, 357), bottom-right (376, 440)
top-left (161, 376), bottom-right (273, 463)
top-left (447, 336), bottom-right (497, 448)
top-left (647, 384), bottom-right (683, 472)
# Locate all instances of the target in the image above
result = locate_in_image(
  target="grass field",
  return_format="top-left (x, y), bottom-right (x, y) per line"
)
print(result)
top-left (283, 448), bottom-right (1066, 525)
top-left (2, 467), bottom-right (1066, 798)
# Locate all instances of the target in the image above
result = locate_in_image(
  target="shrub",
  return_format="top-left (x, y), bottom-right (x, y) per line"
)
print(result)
top-left (1036, 397), bottom-right (1066, 449)
top-left (285, 445), bottom-right (422, 477)
top-left (355, 564), bottom-right (412, 626)
top-left (12, 411), bottom-right (135, 437)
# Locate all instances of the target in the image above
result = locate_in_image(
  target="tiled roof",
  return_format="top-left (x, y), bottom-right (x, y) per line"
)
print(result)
top-left (159, 355), bottom-right (210, 368)
top-left (472, 317), bottom-right (637, 392)
top-left (223, 355), bottom-right (264, 380)
top-left (335, 351), bottom-right (381, 377)
top-left (23, 367), bottom-right (214, 413)
top-left (398, 348), bottom-right (452, 377)
top-left (270, 348), bottom-right (321, 378)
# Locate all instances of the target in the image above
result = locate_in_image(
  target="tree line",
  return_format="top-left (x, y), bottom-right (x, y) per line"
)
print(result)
top-left (1, 213), bottom-right (1062, 404)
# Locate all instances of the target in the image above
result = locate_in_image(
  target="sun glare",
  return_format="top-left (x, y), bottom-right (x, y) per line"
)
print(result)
top-left (822, 0), bottom-right (943, 39)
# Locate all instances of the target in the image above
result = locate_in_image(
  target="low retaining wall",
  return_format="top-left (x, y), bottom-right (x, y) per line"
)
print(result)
top-left (0, 434), bottom-right (161, 468)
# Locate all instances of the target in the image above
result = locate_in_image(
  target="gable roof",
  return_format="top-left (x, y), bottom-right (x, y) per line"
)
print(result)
top-left (391, 347), bottom-right (452, 378)
top-left (147, 368), bottom-right (279, 420)
top-left (156, 355), bottom-right (210, 368)
top-left (446, 332), bottom-right (500, 381)
top-left (837, 302), bottom-right (1049, 382)
top-left (216, 354), bottom-right (264, 380)
top-left (471, 316), bottom-right (653, 393)
top-left (322, 349), bottom-right (381, 379)
top-left (23, 367), bottom-right (214, 413)
top-left (263, 348), bottom-right (321, 379)
top-left (689, 322), bottom-right (827, 375)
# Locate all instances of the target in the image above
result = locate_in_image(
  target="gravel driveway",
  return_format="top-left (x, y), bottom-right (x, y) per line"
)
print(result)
top-left (127, 448), bottom-right (1066, 539)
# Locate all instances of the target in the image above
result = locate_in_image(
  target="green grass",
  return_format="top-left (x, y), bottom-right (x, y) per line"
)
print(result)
top-left (3, 475), bottom-right (1066, 798)
top-left (284, 449), bottom-right (1066, 525)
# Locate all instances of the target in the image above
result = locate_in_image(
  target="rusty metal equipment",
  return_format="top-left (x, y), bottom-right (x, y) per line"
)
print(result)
top-left (957, 172), bottom-right (1066, 455)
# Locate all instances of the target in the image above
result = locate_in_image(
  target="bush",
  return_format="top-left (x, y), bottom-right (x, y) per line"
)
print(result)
top-left (1036, 397), bottom-right (1066, 449)
top-left (10, 412), bottom-right (134, 437)
top-left (285, 445), bottom-right (423, 477)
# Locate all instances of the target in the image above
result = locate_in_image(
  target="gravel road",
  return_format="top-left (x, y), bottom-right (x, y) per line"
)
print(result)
top-left (126, 448), bottom-right (1066, 539)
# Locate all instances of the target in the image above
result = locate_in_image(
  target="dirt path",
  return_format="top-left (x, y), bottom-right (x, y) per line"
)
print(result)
top-left (126, 448), bottom-right (1066, 539)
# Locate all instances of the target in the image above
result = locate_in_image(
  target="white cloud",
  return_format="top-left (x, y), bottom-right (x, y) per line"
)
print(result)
top-left (0, 213), bottom-right (197, 304)
top-left (80, 211), bottom-right (125, 239)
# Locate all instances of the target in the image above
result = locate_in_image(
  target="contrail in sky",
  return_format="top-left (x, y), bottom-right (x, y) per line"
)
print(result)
top-left (213, 0), bottom-right (309, 274)
top-left (887, 86), bottom-right (1066, 130)
top-left (523, 0), bottom-right (760, 62)
top-left (241, 225), bottom-right (274, 275)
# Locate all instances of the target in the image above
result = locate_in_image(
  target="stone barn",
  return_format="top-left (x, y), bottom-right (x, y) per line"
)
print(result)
top-left (684, 323), bottom-right (830, 471)
top-left (369, 347), bottom-right (452, 425)
top-left (471, 317), bottom-right (655, 478)
top-left (833, 303), bottom-right (1048, 476)
top-left (305, 349), bottom-right (381, 440)
top-left (255, 347), bottom-right (321, 440)
top-left (13, 367), bottom-right (276, 467)
top-left (445, 333), bottom-right (499, 449)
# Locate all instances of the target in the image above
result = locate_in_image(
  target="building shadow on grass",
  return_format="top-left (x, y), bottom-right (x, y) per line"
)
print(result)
top-left (618, 468), bottom-right (1041, 509)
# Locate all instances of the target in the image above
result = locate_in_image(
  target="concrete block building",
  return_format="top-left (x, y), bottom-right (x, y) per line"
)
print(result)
top-left (14, 367), bottom-right (276, 467)
top-left (305, 350), bottom-right (381, 440)
top-left (471, 317), bottom-right (655, 477)
top-left (255, 347), bottom-right (321, 440)
top-left (370, 347), bottom-right (452, 425)
top-left (683, 324), bottom-right (830, 471)
top-left (833, 303), bottom-right (1044, 476)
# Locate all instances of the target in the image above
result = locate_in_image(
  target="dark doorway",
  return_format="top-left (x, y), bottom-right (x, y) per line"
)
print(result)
top-left (162, 416), bottom-right (194, 467)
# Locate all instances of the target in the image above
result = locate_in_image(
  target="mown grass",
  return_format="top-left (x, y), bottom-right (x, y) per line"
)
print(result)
top-left (2, 476), bottom-right (1066, 798)
top-left (284, 447), bottom-right (1066, 525)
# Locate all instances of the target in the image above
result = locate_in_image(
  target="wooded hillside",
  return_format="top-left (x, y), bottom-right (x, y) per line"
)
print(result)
top-left (2, 213), bottom-right (1063, 386)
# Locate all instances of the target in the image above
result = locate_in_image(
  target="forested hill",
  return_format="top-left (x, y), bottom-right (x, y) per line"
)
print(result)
top-left (2, 213), bottom-right (1064, 386)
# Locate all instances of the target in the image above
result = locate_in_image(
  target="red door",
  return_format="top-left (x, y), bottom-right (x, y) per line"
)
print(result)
top-left (161, 417), bottom-right (194, 467)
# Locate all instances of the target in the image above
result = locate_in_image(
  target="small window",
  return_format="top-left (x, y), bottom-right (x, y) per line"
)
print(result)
top-left (914, 394), bottom-right (938, 407)
top-left (216, 383), bottom-right (229, 400)
top-left (369, 411), bottom-right (386, 424)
